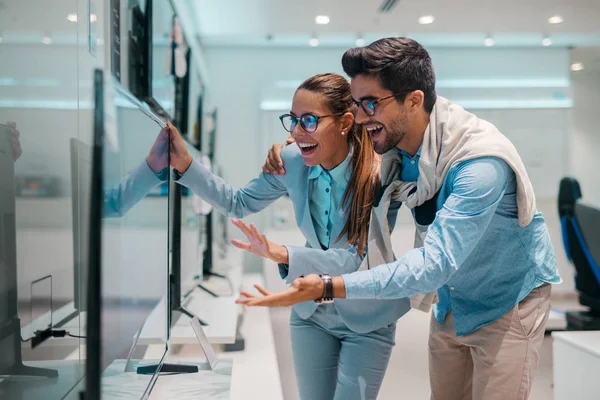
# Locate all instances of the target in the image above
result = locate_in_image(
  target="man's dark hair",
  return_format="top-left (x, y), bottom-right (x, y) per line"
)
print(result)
top-left (342, 37), bottom-right (437, 113)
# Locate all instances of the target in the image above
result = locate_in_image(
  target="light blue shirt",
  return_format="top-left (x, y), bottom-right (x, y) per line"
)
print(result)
top-left (397, 146), bottom-right (421, 182)
top-left (308, 152), bottom-right (352, 248)
top-left (342, 154), bottom-right (561, 336)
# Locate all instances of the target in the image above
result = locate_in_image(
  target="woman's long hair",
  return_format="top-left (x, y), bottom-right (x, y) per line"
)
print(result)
top-left (298, 73), bottom-right (380, 253)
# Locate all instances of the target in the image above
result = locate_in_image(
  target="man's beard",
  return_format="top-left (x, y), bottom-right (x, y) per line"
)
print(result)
top-left (373, 115), bottom-right (408, 154)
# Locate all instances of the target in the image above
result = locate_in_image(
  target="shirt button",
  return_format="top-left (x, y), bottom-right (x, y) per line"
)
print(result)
top-left (326, 188), bottom-right (330, 193)
top-left (449, 286), bottom-right (455, 291)
top-left (410, 160), bottom-right (416, 165)
top-left (326, 231), bottom-right (330, 236)
top-left (325, 210), bottom-right (329, 215)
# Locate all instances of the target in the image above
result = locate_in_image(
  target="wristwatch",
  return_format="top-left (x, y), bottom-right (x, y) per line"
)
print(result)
top-left (314, 274), bottom-right (334, 304)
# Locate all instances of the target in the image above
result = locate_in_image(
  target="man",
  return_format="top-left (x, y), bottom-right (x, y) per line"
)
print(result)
top-left (236, 37), bottom-right (561, 400)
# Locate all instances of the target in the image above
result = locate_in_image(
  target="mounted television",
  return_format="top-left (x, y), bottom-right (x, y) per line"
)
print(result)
top-left (84, 69), bottom-right (174, 399)
top-left (127, 0), bottom-right (176, 120)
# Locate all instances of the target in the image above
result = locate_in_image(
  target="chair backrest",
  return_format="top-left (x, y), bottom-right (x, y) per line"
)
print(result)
top-left (558, 177), bottom-right (600, 312)
top-left (558, 177), bottom-right (581, 218)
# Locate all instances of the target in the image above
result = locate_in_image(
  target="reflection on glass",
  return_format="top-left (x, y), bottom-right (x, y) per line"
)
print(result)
top-left (1, 123), bottom-right (63, 396)
top-left (30, 275), bottom-right (52, 347)
top-left (0, 0), bottom-right (93, 394)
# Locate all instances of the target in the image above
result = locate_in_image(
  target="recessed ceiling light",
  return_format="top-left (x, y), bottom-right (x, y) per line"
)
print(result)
top-left (67, 13), bottom-right (78, 23)
top-left (542, 36), bottom-right (552, 47)
top-left (548, 15), bottom-right (564, 24)
top-left (315, 15), bottom-right (330, 25)
top-left (484, 37), bottom-right (494, 47)
top-left (90, 14), bottom-right (97, 23)
top-left (42, 36), bottom-right (52, 45)
top-left (570, 62), bottom-right (584, 72)
top-left (418, 15), bottom-right (435, 25)
top-left (309, 37), bottom-right (320, 47)
top-left (356, 35), bottom-right (366, 47)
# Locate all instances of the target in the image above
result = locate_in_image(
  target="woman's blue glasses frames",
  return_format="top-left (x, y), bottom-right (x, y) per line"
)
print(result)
top-left (279, 113), bottom-right (343, 134)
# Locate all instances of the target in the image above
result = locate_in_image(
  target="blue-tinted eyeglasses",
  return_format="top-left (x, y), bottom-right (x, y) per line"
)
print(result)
top-left (279, 113), bottom-right (342, 134)
top-left (352, 91), bottom-right (415, 116)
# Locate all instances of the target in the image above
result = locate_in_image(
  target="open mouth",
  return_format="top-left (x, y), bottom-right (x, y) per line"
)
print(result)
top-left (366, 124), bottom-right (384, 140)
top-left (297, 142), bottom-right (319, 156)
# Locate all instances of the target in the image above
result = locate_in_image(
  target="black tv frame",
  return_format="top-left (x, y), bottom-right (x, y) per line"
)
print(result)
top-left (82, 69), bottom-right (105, 400)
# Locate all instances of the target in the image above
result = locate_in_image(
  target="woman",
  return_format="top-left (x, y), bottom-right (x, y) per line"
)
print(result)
top-left (168, 73), bottom-right (410, 400)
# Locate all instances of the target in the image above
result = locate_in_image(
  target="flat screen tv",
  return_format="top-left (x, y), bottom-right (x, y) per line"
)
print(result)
top-left (84, 69), bottom-right (173, 399)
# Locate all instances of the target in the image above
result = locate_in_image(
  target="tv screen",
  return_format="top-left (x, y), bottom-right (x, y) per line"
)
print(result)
top-left (127, 0), bottom-right (151, 99)
top-left (86, 70), bottom-right (168, 398)
top-left (179, 140), bottom-right (206, 298)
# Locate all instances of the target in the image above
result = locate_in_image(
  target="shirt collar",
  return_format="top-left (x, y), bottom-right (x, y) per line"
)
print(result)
top-left (308, 151), bottom-right (352, 190)
top-left (395, 143), bottom-right (422, 159)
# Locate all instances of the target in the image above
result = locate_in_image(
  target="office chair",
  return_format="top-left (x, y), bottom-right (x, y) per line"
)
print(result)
top-left (558, 177), bottom-right (600, 330)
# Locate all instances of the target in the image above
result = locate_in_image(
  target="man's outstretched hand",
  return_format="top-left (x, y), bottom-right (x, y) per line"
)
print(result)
top-left (235, 274), bottom-right (324, 307)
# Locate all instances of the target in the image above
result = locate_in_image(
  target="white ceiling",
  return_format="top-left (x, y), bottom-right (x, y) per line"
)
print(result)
top-left (1, 0), bottom-right (599, 48)
top-left (189, 0), bottom-right (600, 47)
top-left (0, 0), bottom-right (175, 44)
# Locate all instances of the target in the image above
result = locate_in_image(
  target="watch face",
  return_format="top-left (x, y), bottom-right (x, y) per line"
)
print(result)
top-left (314, 298), bottom-right (334, 304)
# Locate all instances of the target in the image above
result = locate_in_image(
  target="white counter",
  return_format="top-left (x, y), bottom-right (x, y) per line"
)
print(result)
top-left (552, 330), bottom-right (600, 400)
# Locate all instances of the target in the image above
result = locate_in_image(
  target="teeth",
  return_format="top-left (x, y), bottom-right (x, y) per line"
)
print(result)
top-left (366, 125), bottom-right (383, 133)
top-left (298, 143), bottom-right (318, 149)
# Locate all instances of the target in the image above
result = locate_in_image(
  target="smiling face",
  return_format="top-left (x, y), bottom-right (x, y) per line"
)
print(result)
top-left (351, 75), bottom-right (412, 155)
top-left (289, 89), bottom-right (352, 169)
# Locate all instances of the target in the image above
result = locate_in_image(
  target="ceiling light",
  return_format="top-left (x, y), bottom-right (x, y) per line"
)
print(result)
top-left (67, 13), bottom-right (78, 23)
top-left (484, 36), bottom-right (494, 47)
top-left (570, 62), bottom-right (584, 72)
top-left (42, 36), bottom-right (52, 45)
top-left (309, 37), bottom-right (320, 47)
top-left (355, 35), bottom-right (366, 47)
top-left (418, 15), bottom-right (435, 25)
top-left (90, 14), bottom-right (97, 23)
top-left (315, 15), bottom-right (330, 25)
top-left (548, 15), bottom-right (564, 24)
top-left (542, 36), bottom-right (552, 47)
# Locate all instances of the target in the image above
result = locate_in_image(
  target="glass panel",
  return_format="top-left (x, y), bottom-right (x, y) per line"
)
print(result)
top-left (0, 0), bottom-right (92, 397)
